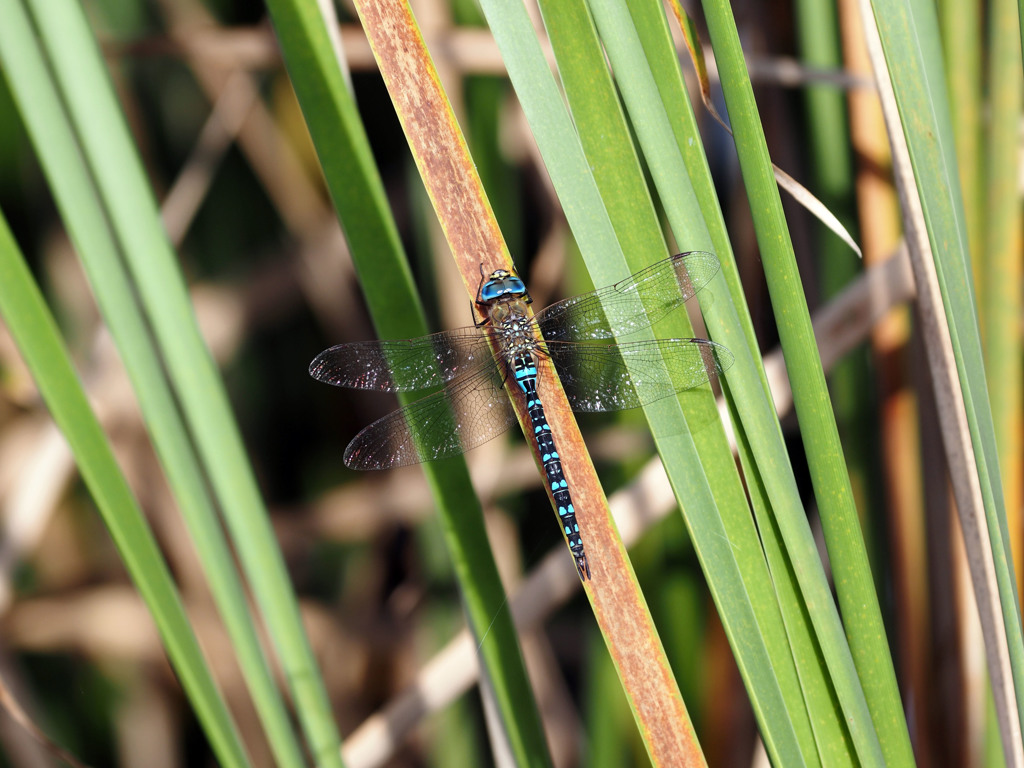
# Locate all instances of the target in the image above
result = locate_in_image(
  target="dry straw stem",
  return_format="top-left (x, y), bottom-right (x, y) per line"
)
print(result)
top-left (858, 0), bottom-right (1024, 764)
top-left (339, 245), bottom-right (914, 768)
top-left (351, 0), bottom-right (702, 763)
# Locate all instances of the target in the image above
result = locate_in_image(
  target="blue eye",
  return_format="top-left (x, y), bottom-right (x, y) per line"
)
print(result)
top-left (480, 281), bottom-right (503, 302)
top-left (480, 275), bottom-right (526, 302)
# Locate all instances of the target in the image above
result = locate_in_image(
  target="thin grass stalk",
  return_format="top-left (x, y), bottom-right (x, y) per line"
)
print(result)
top-left (793, 0), bottom-right (883, 561)
top-left (14, 0), bottom-right (345, 760)
top-left (937, 0), bottom-right (985, 293)
top-left (938, 0), bottom-right (1021, 750)
top-left (860, 1), bottom-right (1024, 761)
top-left (982, 0), bottom-right (1024, 594)
top-left (610, 0), bottom-right (883, 761)
top-left (636, 10), bottom-right (859, 762)
top-left (541, 0), bottom-right (820, 762)
top-left (665, 0), bottom-right (892, 755)
top-left (798, 0), bottom-right (927, 758)
top-left (0, 5), bottom-right (309, 765)
top-left (872, 0), bottom-right (1021, 645)
top-left (696, 0), bottom-right (915, 763)
top-left (981, 0), bottom-right (1024, 749)
top-left (866, 0), bottom-right (1024, 757)
top-left (793, 0), bottom-right (893, 753)
top-left (836, 2), bottom-right (934, 757)
top-left (0, 209), bottom-right (251, 768)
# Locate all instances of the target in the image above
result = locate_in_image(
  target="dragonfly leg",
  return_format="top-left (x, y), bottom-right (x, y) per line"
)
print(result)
top-left (470, 299), bottom-right (488, 328)
top-left (474, 262), bottom-right (487, 304)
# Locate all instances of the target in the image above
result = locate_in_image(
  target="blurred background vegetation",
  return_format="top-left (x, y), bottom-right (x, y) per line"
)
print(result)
top-left (0, 0), bottom-right (1020, 765)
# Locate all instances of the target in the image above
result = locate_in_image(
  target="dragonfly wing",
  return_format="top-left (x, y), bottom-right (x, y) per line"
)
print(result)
top-left (343, 363), bottom-right (518, 469)
top-left (309, 327), bottom-right (494, 391)
top-left (534, 252), bottom-right (721, 342)
top-left (544, 338), bottom-right (733, 413)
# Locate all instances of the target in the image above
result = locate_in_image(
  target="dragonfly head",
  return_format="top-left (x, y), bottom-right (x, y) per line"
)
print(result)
top-left (478, 268), bottom-right (528, 305)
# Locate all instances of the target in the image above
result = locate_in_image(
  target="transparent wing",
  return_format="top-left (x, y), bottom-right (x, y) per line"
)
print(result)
top-left (343, 363), bottom-right (518, 470)
top-left (534, 251), bottom-right (721, 343)
top-left (309, 327), bottom-right (494, 392)
top-left (544, 338), bottom-right (733, 413)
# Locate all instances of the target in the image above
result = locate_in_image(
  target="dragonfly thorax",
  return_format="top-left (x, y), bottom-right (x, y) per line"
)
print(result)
top-left (489, 298), bottom-right (539, 358)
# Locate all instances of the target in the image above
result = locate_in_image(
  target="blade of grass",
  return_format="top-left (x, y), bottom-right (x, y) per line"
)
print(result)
top-left (619, 7), bottom-right (858, 764)
top-left (982, 0), bottom-right (1024, 593)
top-left (535, 0), bottom-right (815, 763)
top-left (792, 0), bottom-right (893, 745)
top-left (600, 0), bottom-right (883, 762)
top-left (688, 0), bottom-right (913, 762)
top-left (618, 0), bottom-right (864, 760)
top-left (0, 208), bottom-right (250, 768)
top-left (17, 0), bottom-right (344, 761)
top-left (864, 0), bottom-right (1024, 759)
top-left (262, 0), bottom-right (552, 763)
top-left (839, 0), bottom-right (932, 755)
top-left (0, 4), bottom-right (308, 765)
top-left (794, 0), bottom-right (883, 556)
top-left (937, 0), bottom-right (984, 288)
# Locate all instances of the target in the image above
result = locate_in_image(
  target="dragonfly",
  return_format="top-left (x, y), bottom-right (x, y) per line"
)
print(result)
top-left (309, 252), bottom-right (733, 580)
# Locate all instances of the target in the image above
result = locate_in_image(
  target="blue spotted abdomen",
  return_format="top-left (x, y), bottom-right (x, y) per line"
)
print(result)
top-left (512, 352), bottom-right (590, 580)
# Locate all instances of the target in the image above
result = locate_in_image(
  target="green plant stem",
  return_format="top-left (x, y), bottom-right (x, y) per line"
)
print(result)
top-left (15, 0), bottom-right (345, 760)
top-left (698, 0), bottom-right (910, 763)
top-left (0, 209), bottom-right (250, 768)
top-left (0, 2), bottom-right (308, 763)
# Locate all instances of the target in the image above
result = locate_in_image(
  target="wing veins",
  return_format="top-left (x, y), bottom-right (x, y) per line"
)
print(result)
top-left (310, 327), bottom-right (495, 391)
top-left (343, 363), bottom-right (517, 469)
top-left (534, 252), bottom-right (720, 342)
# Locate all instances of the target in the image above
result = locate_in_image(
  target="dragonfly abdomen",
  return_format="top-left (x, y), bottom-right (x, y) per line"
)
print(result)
top-left (512, 352), bottom-right (591, 580)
